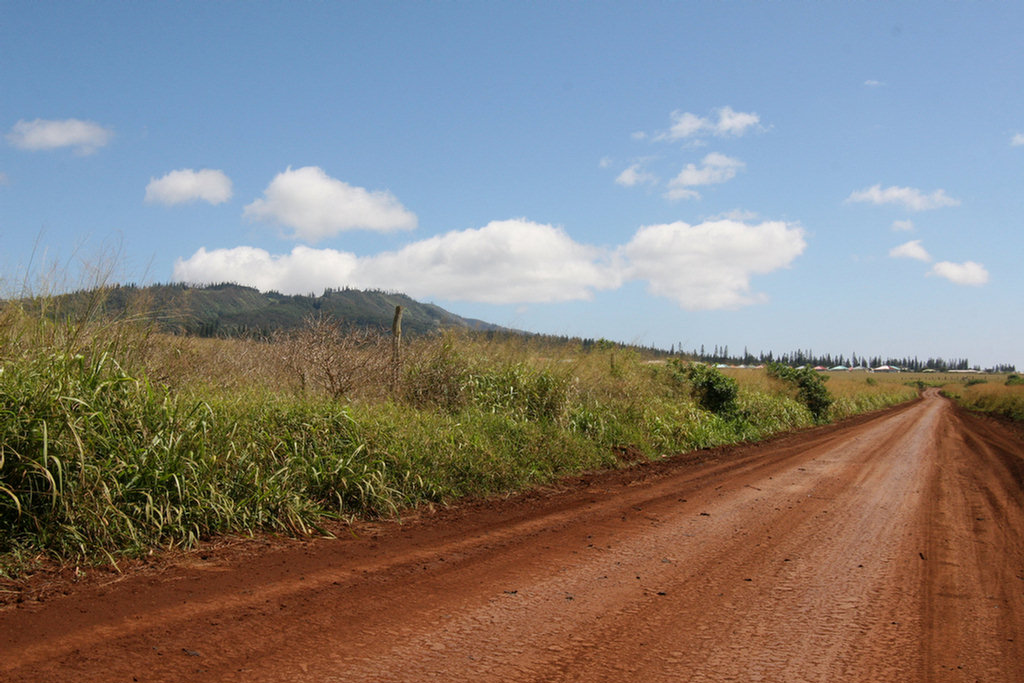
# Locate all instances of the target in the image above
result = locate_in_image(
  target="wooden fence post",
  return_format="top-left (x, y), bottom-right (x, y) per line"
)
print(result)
top-left (391, 305), bottom-right (403, 393)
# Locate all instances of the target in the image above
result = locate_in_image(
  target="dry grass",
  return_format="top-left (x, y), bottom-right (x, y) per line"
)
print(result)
top-left (941, 376), bottom-right (1024, 421)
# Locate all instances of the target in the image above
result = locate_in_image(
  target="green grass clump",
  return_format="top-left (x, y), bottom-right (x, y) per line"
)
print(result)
top-left (0, 351), bottom-right (411, 562)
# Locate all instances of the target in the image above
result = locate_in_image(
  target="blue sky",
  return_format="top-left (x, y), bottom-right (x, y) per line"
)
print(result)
top-left (2, 2), bottom-right (1021, 368)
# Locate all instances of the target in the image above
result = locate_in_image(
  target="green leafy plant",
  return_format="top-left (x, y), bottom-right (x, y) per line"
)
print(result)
top-left (766, 363), bottom-right (833, 423)
top-left (671, 360), bottom-right (739, 416)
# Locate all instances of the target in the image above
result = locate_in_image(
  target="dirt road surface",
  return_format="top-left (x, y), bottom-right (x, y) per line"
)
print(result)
top-left (3, 390), bottom-right (1023, 682)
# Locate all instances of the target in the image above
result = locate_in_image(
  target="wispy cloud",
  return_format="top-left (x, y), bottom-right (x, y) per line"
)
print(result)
top-left (664, 153), bottom-right (744, 200)
top-left (615, 162), bottom-right (657, 187)
top-left (709, 209), bottom-right (759, 222)
top-left (864, 80), bottom-right (885, 87)
top-left (929, 261), bottom-right (989, 286)
top-left (6, 118), bottom-right (113, 155)
top-left (846, 184), bottom-right (960, 211)
top-left (145, 169), bottom-right (233, 206)
top-left (891, 219), bottom-right (915, 232)
top-left (655, 106), bottom-right (762, 142)
top-left (888, 239), bottom-right (931, 262)
top-left (1012, 133), bottom-right (1024, 147)
top-left (243, 166), bottom-right (417, 242)
top-left (0, 172), bottom-right (8, 186)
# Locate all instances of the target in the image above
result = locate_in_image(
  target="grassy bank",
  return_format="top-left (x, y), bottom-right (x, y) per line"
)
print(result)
top-left (0, 305), bottom-right (916, 575)
top-left (941, 375), bottom-right (1024, 422)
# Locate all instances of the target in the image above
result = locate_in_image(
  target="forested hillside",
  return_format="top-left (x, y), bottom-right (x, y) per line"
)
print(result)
top-left (19, 283), bottom-right (504, 337)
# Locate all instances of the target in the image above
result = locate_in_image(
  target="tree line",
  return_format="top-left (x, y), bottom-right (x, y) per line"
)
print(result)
top-left (671, 344), bottom-right (1014, 373)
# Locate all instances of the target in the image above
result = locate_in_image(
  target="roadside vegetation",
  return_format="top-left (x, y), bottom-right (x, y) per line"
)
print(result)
top-left (941, 375), bottom-right (1024, 422)
top-left (1, 290), bottom-right (918, 576)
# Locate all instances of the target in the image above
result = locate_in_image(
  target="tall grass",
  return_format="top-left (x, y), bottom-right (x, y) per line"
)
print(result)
top-left (942, 377), bottom-right (1024, 421)
top-left (0, 302), bottom-right (917, 575)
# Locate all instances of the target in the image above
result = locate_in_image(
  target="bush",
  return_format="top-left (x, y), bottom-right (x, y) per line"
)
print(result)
top-left (671, 361), bottom-right (739, 416)
top-left (766, 363), bottom-right (833, 423)
top-left (275, 314), bottom-right (389, 399)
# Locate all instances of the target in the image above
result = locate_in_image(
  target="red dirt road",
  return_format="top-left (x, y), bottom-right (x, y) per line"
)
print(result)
top-left (3, 390), bottom-right (1023, 681)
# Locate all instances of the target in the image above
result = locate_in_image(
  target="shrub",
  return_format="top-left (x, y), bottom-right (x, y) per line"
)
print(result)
top-left (275, 314), bottom-right (389, 399)
top-left (766, 363), bottom-right (833, 423)
top-left (671, 360), bottom-right (739, 416)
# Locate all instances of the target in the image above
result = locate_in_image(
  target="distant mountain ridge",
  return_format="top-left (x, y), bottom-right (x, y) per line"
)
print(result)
top-left (28, 283), bottom-right (506, 337)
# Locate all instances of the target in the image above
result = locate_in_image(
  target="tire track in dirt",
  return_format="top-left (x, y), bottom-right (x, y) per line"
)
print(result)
top-left (2, 390), bottom-right (1022, 682)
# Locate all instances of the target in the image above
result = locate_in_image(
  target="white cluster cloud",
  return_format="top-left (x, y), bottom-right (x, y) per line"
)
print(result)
top-left (929, 261), bottom-right (989, 286)
top-left (173, 245), bottom-right (359, 295)
top-left (846, 184), bottom-right (960, 211)
top-left (887, 239), bottom-right (989, 287)
top-left (1012, 133), bottom-right (1024, 147)
top-left (664, 153), bottom-right (744, 201)
top-left (615, 162), bottom-right (657, 187)
top-left (175, 218), bottom-right (805, 310)
top-left (176, 219), bottom-right (619, 304)
top-left (6, 118), bottom-right (113, 155)
top-left (358, 219), bottom-right (619, 304)
top-left (621, 220), bottom-right (806, 310)
top-left (145, 169), bottom-right (233, 206)
top-left (658, 106), bottom-right (761, 141)
top-left (243, 166), bottom-right (417, 241)
top-left (888, 240), bottom-right (931, 262)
